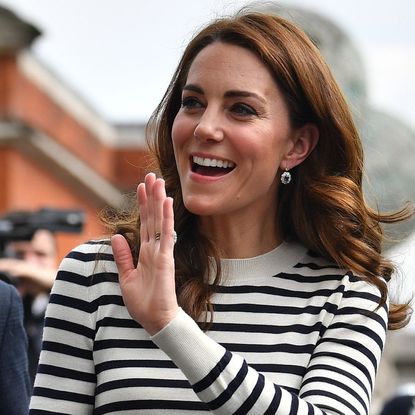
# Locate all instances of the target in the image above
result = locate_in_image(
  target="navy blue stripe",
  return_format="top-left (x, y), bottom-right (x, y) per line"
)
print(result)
top-left (289, 393), bottom-right (299, 415)
top-left (44, 317), bottom-right (95, 339)
top-left (343, 290), bottom-right (382, 304)
top-left (214, 284), bottom-right (345, 299)
top-left (86, 239), bottom-right (110, 245)
top-left (336, 306), bottom-right (386, 329)
top-left (56, 270), bottom-right (90, 286)
top-left (264, 384), bottom-right (282, 414)
top-left (57, 270), bottom-right (118, 286)
top-left (50, 293), bottom-right (124, 314)
top-left (49, 293), bottom-right (92, 313)
top-left (329, 322), bottom-right (384, 349)
top-left (66, 251), bottom-right (113, 262)
top-left (42, 341), bottom-right (92, 360)
top-left (89, 272), bottom-right (119, 284)
top-left (209, 321), bottom-right (322, 335)
top-left (96, 316), bottom-right (140, 329)
top-left (234, 373), bottom-right (265, 414)
top-left (306, 401), bottom-right (315, 414)
top-left (32, 386), bottom-right (94, 405)
top-left (317, 337), bottom-right (378, 370)
top-left (306, 363), bottom-right (369, 400)
top-left (213, 302), bottom-right (339, 316)
top-left (208, 359), bottom-right (249, 410)
top-left (251, 363), bottom-right (306, 376)
top-left (94, 399), bottom-right (209, 414)
top-left (309, 351), bottom-right (373, 390)
top-left (302, 375), bottom-right (367, 412)
top-left (316, 404), bottom-right (342, 413)
top-left (294, 262), bottom-right (339, 270)
top-left (222, 342), bottom-right (314, 354)
top-left (301, 389), bottom-right (360, 415)
top-left (36, 364), bottom-right (96, 383)
top-left (95, 359), bottom-right (176, 374)
top-left (90, 295), bottom-right (124, 309)
top-left (193, 350), bottom-right (232, 393)
top-left (94, 339), bottom-right (157, 351)
top-left (96, 378), bottom-right (192, 395)
top-left (274, 272), bottom-right (344, 283)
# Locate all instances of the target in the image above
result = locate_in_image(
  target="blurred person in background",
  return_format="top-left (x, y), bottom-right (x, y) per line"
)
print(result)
top-left (380, 384), bottom-right (415, 415)
top-left (0, 228), bottom-right (57, 385)
top-left (0, 279), bottom-right (30, 414)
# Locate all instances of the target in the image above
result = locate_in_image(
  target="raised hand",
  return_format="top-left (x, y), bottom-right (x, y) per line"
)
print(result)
top-left (111, 173), bottom-right (178, 336)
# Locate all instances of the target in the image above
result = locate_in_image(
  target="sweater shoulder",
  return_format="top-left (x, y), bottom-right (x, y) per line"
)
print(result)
top-left (289, 248), bottom-right (384, 300)
top-left (56, 239), bottom-right (117, 286)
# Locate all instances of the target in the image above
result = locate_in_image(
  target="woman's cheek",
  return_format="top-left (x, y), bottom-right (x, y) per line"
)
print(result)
top-left (171, 114), bottom-right (188, 147)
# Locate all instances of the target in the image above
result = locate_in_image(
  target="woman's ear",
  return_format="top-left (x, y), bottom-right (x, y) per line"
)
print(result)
top-left (281, 123), bottom-right (319, 169)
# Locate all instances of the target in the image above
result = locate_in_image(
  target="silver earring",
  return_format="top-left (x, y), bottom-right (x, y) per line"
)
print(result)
top-left (281, 168), bottom-right (291, 185)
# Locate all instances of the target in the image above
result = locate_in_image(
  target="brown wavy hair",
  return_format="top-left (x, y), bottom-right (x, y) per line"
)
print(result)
top-left (102, 11), bottom-right (413, 330)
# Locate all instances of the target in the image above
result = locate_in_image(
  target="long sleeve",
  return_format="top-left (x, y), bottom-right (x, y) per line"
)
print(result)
top-left (29, 244), bottom-right (98, 415)
top-left (28, 240), bottom-right (389, 414)
top-left (151, 274), bottom-right (387, 415)
top-left (0, 282), bottom-right (31, 415)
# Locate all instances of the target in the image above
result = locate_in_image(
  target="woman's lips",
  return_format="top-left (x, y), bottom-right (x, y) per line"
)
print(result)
top-left (190, 155), bottom-right (236, 176)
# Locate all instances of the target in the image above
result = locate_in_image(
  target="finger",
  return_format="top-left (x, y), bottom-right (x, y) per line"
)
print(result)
top-left (153, 178), bottom-right (167, 242)
top-left (144, 173), bottom-right (157, 239)
top-left (111, 234), bottom-right (135, 282)
top-left (160, 197), bottom-right (175, 253)
top-left (137, 183), bottom-right (148, 244)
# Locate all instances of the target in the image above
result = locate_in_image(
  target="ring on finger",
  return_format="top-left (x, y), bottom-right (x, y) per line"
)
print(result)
top-left (154, 231), bottom-right (177, 243)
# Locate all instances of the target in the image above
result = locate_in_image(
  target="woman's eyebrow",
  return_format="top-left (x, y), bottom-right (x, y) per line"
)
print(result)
top-left (183, 84), bottom-right (265, 104)
top-left (224, 90), bottom-right (266, 104)
top-left (183, 84), bottom-right (204, 94)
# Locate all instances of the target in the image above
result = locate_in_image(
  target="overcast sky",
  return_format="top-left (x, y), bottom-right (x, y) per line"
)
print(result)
top-left (2, 0), bottom-right (415, 132)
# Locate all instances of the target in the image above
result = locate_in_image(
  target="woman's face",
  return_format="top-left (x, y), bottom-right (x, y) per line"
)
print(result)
top-left (172, 41), bottom-right (297, 220)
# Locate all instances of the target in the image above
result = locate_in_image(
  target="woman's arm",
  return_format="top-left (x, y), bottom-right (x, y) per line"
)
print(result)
top-left (151, 280), bottom-right (387, 415)
top-left (29, 244), bottom-right (97, 415)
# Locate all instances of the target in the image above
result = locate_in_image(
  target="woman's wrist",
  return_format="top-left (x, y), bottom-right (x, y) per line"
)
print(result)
top-left (145, 307), bottom-right (179, 336)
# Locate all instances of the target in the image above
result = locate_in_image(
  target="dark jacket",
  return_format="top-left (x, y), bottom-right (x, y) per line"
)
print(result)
top-left (0, 280), bottom-right (30, 415)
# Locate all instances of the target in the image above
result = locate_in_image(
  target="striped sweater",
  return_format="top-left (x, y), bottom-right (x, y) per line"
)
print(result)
top-left (29, 240), bottom-right (387, 414)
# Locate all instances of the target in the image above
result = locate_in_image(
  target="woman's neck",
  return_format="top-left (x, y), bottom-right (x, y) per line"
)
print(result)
top-left (199, 211), bottom-right (282, 259)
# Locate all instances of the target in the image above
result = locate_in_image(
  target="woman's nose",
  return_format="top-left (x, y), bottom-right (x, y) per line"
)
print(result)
top-left (193, 108), bottom-right (224, 142)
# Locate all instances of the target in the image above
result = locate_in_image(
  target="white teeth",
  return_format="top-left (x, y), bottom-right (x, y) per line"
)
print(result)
top-left (193, 156), bottom-right (235, 168)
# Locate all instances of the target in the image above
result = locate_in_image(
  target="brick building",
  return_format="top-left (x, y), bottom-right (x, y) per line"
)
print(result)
top-left (0, 5), bottom-right (149, 260)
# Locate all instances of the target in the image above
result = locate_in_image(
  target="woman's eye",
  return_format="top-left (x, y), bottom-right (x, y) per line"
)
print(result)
top-left (231, 103), bottom-right (257, 116)
top-left (181, 97), bottom-right (202, 109)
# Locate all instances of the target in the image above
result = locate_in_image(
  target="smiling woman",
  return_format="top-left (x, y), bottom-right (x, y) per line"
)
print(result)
top-left (171, 42), bottom-right (317, 230)
top-left (29, 7), bottom-right (413, 415)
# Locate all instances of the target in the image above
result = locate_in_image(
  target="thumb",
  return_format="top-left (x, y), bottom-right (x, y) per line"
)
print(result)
top-left (111, 234), bottom-right (135, 280)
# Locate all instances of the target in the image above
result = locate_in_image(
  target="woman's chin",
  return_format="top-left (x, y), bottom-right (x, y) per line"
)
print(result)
top-left (183, 197), bottom-right (221, 217)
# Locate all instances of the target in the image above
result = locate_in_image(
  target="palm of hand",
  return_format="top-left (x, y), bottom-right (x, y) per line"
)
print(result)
top-left (111, 173), bottom-right (178, 336)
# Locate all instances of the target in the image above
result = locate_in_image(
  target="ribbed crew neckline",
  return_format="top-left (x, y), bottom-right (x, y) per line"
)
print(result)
top-left (209, 241), bottom-right (308, 283)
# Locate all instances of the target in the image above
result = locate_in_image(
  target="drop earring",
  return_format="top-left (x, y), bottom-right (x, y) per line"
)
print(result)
top-left (280, 167), bottom-right (291, 185)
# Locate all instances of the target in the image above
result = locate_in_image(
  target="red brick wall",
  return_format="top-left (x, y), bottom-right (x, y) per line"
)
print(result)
top-left (4, 56), bottom-right (148, 190)
top-left (0, 147), bottom-right (107, 261)
top-left (0, 56), bottom-right (14, 115)
top-left (0, 54), bottom-right (150, 261)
